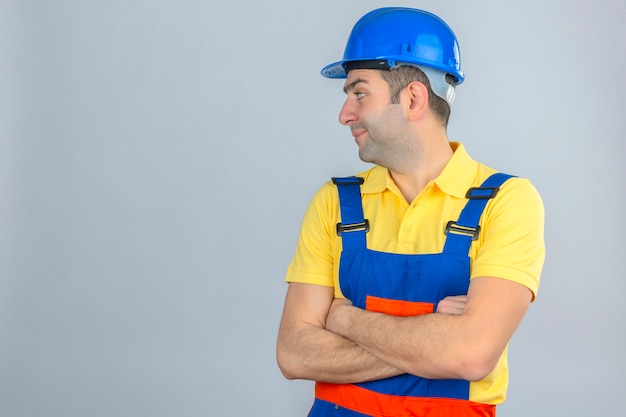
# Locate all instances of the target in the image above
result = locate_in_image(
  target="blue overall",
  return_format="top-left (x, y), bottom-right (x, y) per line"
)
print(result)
top-left (309, 173), bottom-right (514, 417)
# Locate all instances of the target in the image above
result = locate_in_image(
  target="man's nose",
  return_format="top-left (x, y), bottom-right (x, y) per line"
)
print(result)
top-left (339, 100), bottom-right (357, 126)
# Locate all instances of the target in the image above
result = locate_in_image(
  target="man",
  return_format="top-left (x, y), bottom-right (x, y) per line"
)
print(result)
top-left (277, 7), bottom-right (545, 417)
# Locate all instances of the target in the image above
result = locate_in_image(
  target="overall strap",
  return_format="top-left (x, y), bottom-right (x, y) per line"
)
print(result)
top-left (333, 177), bottom-right (369, 250)
top-left (443, 173), bottom-right (515, 255)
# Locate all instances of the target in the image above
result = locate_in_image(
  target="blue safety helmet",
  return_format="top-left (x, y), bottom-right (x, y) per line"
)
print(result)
top-left (321, 7), bottom-right (464, 105)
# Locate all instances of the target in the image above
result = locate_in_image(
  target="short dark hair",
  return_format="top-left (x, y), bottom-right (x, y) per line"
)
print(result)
top-left (379, 66), bottom-right (454, 127)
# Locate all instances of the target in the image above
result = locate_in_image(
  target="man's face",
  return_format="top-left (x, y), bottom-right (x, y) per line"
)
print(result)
top-left (339, 69), bottom-right (412, 169)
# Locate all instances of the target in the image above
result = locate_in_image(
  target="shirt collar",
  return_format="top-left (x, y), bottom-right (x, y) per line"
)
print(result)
top-left (359, 142), bottom-right (478, 199)
top-left (360, 166), bottom-right (392, 194)
top-left (434, 142), bottom-right (479, 199)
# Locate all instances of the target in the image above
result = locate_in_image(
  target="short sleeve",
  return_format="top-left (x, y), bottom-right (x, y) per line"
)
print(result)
top-left (285, 182), bottom-right (339, 288)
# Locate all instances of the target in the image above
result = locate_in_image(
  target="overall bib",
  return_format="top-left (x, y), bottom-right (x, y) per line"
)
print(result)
top-left (309, 173), bottom-right (513, 417)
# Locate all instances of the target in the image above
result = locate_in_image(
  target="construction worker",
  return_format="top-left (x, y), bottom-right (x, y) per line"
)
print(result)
top-left (277, 7), bottom-right (545, 417)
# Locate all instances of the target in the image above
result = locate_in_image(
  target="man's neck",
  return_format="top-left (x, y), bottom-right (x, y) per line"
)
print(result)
top-left (389, 138), bottom-right (454, 204)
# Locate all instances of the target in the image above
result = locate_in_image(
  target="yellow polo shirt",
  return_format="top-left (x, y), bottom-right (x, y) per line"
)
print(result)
top-left (285, 142), bottom-right (545, 404)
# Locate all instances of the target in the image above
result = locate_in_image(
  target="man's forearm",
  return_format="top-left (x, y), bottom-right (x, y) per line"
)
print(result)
top-left (326, 303), bottom-right (480, 380)
top-left (277, 321), bottom-right (404, 384)
top-left (325, 277), bottom-right (532, 382)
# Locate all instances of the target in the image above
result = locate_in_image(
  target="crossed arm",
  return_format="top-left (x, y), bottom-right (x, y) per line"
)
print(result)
top-left (276, 283), bottom-right (402, 384)
top-left (276, 277), bottom-right (532, 383)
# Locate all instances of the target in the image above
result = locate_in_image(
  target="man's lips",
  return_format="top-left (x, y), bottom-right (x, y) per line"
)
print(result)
top-left (351, 129), bottom-right (367, 142)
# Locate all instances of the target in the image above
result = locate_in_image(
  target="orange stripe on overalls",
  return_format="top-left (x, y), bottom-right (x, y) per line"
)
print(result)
top-left (315, 382), bottom-right (495, 417)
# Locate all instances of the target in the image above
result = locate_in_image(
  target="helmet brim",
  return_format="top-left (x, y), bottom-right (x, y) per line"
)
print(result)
top-left (321, 58), bottom-right (465, 85)
top-left (321, 61), bottom-right (347, 79)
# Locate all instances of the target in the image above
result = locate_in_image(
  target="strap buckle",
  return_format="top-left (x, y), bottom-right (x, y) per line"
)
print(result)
top-left (466, 186), bottom-right (500, 199)
top-left (332, 177), bottom-right (364, 185)
top-left (336, 219), bottom-right (370, 236)
top-left (445, 221), bottom-right (480, 240)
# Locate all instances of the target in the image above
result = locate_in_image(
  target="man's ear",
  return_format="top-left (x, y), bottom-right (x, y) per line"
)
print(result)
top-left (406, 81), bottom-right (429, 121)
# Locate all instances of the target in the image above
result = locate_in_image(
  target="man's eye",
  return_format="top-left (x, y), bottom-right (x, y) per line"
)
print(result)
top-left (354, 92), bottom-right (366, 99)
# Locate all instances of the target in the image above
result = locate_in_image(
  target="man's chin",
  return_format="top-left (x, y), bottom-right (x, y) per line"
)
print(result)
top-left (358, 150), bottom-right (376, 165)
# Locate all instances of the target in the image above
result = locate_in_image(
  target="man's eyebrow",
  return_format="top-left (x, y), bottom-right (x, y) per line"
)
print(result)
top-left (343, 78), bottom-right (369, 94)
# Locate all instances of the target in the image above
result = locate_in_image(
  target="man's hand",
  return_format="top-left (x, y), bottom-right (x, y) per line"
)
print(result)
top-left (436, 295), bottom-right (467, 315)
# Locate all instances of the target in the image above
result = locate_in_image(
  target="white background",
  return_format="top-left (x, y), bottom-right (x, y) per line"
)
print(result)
top-left (1, 0), bottom-right (624, 416)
